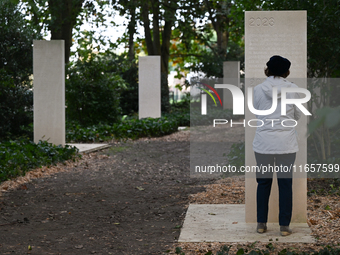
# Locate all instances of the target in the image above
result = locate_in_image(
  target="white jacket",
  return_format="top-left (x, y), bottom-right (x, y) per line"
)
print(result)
top-left (252, 76), bottom-right (302, 154)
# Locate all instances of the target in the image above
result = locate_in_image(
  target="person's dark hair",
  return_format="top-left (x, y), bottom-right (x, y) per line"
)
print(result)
top-left (265, 68), bottom-right (290, 78)
top-left (265, 55), bottom-right (291, 78)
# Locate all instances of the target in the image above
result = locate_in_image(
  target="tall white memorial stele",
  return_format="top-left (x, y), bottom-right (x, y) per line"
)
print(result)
top-left (33, 40), bottom-right (65, 146)
top-left (223, 61), bottom-right (240, 110)
top-left (138, 56), bottom-right (161, 119)
top-left (245, 11), bottom-right (307, 223)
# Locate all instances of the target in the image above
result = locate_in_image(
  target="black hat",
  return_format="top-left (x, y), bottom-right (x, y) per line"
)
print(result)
top-left (266, 55), bottom-right (291, 76)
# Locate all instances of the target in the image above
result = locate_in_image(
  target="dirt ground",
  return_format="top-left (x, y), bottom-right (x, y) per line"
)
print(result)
top-left (0, 127), bottom-right (244, 255)
top-left (2, 126), bottom-right (338, 255)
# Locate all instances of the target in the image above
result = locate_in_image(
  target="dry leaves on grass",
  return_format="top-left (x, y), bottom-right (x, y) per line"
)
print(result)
top-left (173, 241), bottom-right (332, 255)
top-left (189, 177), bottom-right (245, 204)
top-left (307, 195), bottom-right (340, 244)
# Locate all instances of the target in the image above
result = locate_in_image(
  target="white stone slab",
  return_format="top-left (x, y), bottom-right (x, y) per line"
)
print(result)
top-left (244, 11), bottom-right (307, 223)
top-left (138, 56), bottom-right (161, 119)
top-left (67, 144), bottom-right (111, 154)
top-left (223, 61), bottom-right (240, 109)
top-left (33, 40), bottom-right (65, 146)
top-left (178, 204), bottom-right (314, 243)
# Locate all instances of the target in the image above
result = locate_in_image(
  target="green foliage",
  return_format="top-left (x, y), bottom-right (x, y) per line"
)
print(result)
top-left (119, 60), bottom-right (139, 115)
top-left (188, 40), bottom-right (244, 78)
top-left (66, 95), bottom-right (191, 143)
top-left (308, 119), bottom-right (340, 165)
top-left (169, 0), bottom-right (263, 78)
top-left (165, 94), bottom-right (238, 127)
top-left (227, 142), bottom-right (245, 169)
top-left (307, 105), bottom-right (340, 164)
top-left (308, 179), bottom-right (340, 196)
top-left (0, 139), bottom-right (79, 183)
top-left (268, 0), bottom-right (340, 162)
top-left (228, 135), bottom-right (340, 174)
top-left (0, 76), bottom-right (33, 139)
top-left (164, 111), bottom-right (190, 127)
top-left (190, 106), bottom-right (234, 126)
top-left (19, 0), bottom-right (109, 63)
top-left (189, 92), bottom-right (235, 126)
top-left (308, 106), bottom-right (340, 134)
top-left (66, 51), bottom-right (127, 126)
top-left (175, 246), bottom-right (185, 255)
top-left (171, 92), bottom-right (191, 109)
top-left (0, 0), bottom-right (41, 139)
top-left (216, 245), bottom-right (232, 255)
top-left (163, 94), bottom-right (191, 126)
top-left (66, 117), bottom-right (178, 142)
top-left (265, 0), bottom-right (340, 77)
top-left (161, 72), bottom-right (171, 113)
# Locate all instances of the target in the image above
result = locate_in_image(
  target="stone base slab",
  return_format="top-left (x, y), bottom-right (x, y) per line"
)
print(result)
top-left (178, 204), bottom-right (314, 243)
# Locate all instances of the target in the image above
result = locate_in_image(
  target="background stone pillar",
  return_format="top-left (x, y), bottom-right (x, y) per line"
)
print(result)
top-left (244, 11), bottom-right (307, 223)
top-left (138, 56), bottom-right (161, 119)
top-left (223, 61), bottom-right (240, 109)
top-left (33, 40), bottom-right (65, 146)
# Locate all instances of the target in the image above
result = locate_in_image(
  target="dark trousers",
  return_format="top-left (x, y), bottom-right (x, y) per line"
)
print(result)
top-left (255, 152), bottom-right (296, 226)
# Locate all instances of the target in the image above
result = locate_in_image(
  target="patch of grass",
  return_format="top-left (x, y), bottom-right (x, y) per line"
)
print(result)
top-left (105, 146), bottom-right (128, 156)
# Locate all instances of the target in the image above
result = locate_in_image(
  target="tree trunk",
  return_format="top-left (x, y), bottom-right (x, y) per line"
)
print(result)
top-left (152, 0), bottom-right (161, 55)
top-left (141, 1), bottom-right (154, 55)
top-left (140, 0), bottom-right (177, 112)
top-left (204, 0), bottom-right (230, 59)
top-left (160, 1), bottom-right (177, 112)
top-left (48, 0), bottom-right (83, 64)
top-left (127, 5), bottom-right (136, 61)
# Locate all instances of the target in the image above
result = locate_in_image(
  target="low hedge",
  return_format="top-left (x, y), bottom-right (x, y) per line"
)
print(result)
top-left (0, 139), bottom-right (79, 183)
top-left (66, 117), bottom-right (179, 142)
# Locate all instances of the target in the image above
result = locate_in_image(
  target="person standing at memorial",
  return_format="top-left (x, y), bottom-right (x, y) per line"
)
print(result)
top-left (253, 55), bottom-right (302, 236)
